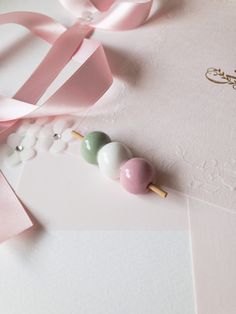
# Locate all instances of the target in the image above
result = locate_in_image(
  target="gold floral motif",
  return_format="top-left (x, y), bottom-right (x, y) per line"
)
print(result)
top-left (205, 67), bottom-right (236, 90)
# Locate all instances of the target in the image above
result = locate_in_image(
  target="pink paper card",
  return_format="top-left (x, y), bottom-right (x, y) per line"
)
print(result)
top-left (16, 152), bottom-right (188, 231)
top-left (0, 172), bottom-right (32, 243)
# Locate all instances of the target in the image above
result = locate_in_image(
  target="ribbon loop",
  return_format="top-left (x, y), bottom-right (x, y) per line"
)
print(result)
top-left (0, 12), bottom-right (112, 131)
top-left (59, 0), bottom-right (153, 30)
top-left (0, 12), bottom-right (66, 43)
top-left (14, 23), bottom-right (93, 105)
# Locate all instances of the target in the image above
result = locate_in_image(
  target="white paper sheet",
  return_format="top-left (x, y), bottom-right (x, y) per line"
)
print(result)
top-left (189, 199), bottom-right (236, 314)
top-left (0, 231), bottom-right (195, 314)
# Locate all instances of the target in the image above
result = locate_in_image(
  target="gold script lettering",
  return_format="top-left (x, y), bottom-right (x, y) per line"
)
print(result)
top-left (205, 68), bottom-right (236, 90)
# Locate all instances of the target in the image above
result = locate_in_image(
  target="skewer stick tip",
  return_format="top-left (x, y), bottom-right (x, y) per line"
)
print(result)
top-left (148, 184), bottom-right (168, 198)
top-left (72, 130), bottom-right (84, 140)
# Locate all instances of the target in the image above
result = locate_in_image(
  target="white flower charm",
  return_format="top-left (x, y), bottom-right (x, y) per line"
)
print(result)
top-left (5, 132), bottom-right (37, 166)
top-left (36, 118), bottom-right (76, 154)
top-left (3, 118), bottom-right (50, 167)
top-left (2, 117), bottom-right (77, 167)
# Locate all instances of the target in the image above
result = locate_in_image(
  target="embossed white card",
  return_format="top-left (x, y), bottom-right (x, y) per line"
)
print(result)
top-left (86, 0), bottom-right (236, 211)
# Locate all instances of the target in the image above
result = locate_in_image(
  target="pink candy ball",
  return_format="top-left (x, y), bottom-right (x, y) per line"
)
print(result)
top-left (120, 158), bottom-right (156, 194)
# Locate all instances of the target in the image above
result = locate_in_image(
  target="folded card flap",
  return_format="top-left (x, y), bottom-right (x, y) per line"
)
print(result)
top-left (0, 171), bottom-right (32, 243)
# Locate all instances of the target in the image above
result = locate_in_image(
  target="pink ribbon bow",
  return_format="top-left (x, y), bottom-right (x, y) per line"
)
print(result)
top-left (0, 0), bottom-right (153, 243)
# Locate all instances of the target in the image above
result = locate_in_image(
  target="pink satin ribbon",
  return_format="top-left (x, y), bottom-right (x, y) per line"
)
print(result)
top-left (60, 0), bottom-right (153, 30)
top-left (0, 0), bottom-right (152, 243)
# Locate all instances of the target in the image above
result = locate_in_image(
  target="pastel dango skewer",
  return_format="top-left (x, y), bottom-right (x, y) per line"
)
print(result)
top-left (72, 130), bottom-right (168, 198)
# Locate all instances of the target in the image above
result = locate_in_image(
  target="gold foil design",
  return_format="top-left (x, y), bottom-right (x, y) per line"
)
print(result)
top-left (205, 68), bottom-right (236, 90)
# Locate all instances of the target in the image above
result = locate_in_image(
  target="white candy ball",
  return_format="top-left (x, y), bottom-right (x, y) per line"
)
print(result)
top-left (97, 142), bottom-right (133, 179)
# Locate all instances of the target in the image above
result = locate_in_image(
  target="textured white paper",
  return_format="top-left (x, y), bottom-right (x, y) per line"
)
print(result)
top-left (79, 0), bottom-right (236, 211)
top-left (189, 199), bottom-right (236, 314)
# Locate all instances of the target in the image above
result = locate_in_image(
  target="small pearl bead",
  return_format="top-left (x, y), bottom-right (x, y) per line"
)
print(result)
top-left (79, 11), bottom-right (94, 24)
top-left (97, 142), bottom-right (133, 179)
top-left (53, 133), bottom-right (61, 140)
top-left (80, 131), bottom-right (111, 165)
top-left (120, 158), bottom-right (155, 194)
top-left (15, 145), bottom-right (24, 152)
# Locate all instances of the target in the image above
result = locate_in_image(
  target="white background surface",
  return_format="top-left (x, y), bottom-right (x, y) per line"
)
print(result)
top-left (1, 0), bottom-right (236, 313)
top-left (0, 231), bottom-right (194, 314)
top-left (0, 1), bottom-right (196, 314)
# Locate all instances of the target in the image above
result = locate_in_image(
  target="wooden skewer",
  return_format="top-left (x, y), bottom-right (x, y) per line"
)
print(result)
top-left (148, 184), bottom-right (168, 198)
top-left (72, 130), bottom-right (84, 140)
top-left (72, 130), bottom-right (168, 198)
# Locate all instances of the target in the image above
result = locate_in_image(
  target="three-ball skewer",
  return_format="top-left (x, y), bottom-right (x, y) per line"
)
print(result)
top-left (72, 130), bottom-right (168, 198)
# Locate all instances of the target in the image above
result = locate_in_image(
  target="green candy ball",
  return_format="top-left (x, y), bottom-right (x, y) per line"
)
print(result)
top-left (81, 131), bottom-right (111, 165)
